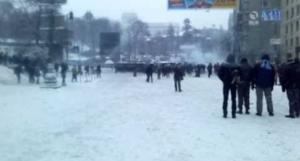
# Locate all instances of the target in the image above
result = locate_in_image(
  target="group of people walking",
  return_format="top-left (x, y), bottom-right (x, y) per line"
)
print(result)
top-left (218, 53), bottom-right (300, 119)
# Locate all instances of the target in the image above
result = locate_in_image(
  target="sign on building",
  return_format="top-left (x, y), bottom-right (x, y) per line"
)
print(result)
top-left (168, 0), bottom-right (236, 9)
top-left (270, 38), bottom-right (281, 45)
top-left (261, 9), bottom-right (281, 21)
top-left (249, 11), bottom-right (259, 26)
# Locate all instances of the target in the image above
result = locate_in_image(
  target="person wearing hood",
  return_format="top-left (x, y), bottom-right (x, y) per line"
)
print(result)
top-left (237, 58), bottom-right (253, 114)
top-left (252, 54), bottom-right (276, 117)
top-left (218, 54), bottom-right (240, 119)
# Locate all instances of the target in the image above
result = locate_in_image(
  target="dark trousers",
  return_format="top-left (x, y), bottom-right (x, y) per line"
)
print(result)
top-left (146, 74), bottom-right (153, 83)
top-left (174, 79), bottom-right (182, 92)
top-left (17, 74), bottom-right (21, 84)
top-left (62, 73), bottom-right (66, 86)
top-left (238, 83), bottom-right (250, 112)
top-left (223, 84), bottom-right (237, 117)
top-left (287, 89), bottom-right (300, 117)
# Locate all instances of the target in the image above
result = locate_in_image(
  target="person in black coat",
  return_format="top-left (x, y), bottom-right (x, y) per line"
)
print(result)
top-left (14, 64), bottom-right (22, 84)
top-left (280, 54), bottom-right (300, 118)
top-left (237, 58), bottom-right (253, 114)
top-left (145, 64), bottom-right (154, 83)
top-left (61, 62), bottom-right (69, 86)
top-left (207, 63), bottom-right (213, 78)
top-left (218, 54), bottom-right (240, 119)
top-left (174, 64), bottom-right (184, 92)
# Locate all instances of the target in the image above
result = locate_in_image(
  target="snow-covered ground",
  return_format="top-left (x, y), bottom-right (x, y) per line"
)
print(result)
top-left (0, 68), bottom-right (299, 161)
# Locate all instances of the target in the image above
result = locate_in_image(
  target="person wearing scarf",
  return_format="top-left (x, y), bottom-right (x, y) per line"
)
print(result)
top-left (252, 54), bottom-right (276, 116)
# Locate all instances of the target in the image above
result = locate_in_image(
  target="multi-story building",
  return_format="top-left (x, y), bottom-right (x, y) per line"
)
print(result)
top-left (233, 0), bottom-right (281, 63)
top-left (281, 0), bottom-right (300, 60)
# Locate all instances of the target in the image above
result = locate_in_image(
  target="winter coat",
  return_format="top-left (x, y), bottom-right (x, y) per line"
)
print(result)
top-left (174, 66), bottom-right (184, 81)
top-left (253, 61), bottom-right (275, 89)
top-left (281, 60), bottom-right (300, 89)
top-left (218, 63), bottom-right (240, 86)
top-left (239, 63), bottom-right (253, 84)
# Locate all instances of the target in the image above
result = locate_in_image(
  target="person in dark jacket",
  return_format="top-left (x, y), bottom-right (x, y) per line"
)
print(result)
top-left (96, 65), bottom-right (102, 78)
top-left (280, 54), bottom-right (300, 118)
top-left (252, 54), bottom-right (276, 116)
top-left (71, 66), bottom-right (78, 82)
top-left (237, 58), bottom-right (253, 114)
top-left (207, 63), bottom-right (213, 78)
top-left (145, 64), bottom-right (154, 83)
top-left (218, 54), bottom-right (240, 119)
top-left (61, 62), bottom-right (68, 86)
top-left (174, 64), bottom-right (184, 92)
top-left (14, 64), bottom-right (22, 84)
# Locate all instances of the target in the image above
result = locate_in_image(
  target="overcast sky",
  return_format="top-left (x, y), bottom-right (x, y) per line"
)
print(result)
top-left (63, 0), bottom-right (233, 29)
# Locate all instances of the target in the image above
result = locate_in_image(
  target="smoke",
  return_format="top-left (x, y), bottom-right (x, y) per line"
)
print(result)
top-left (179, 44), bottom-right (225, 65)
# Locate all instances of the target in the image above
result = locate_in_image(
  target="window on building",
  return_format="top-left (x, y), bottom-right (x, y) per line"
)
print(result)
top-left (291, 38), bottom-right (294, 48)
top-left (286, 25), bottom-right (289, 34)
top-left (291, 7), bottom-right (295, 18)
top-left (291, 23), bottom-right (294, 35)
top-left (286, 10), bottom-right (289, 20)
top-left (297, 5), bottom-right (300, 16)
top-left (297, 21), bottom-right (299, 31)
top-left (297, 37), bottom-right (300, 46)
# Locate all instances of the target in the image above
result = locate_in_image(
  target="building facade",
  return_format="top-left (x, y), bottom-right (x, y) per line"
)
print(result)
top-left (233, 0), bottom-right (281, 63)
top-left (281, 0), bottom-right (300, 60)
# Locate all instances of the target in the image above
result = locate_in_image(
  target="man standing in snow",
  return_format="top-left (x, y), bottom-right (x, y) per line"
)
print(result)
top-left (252, 54), bottom-right (276, 117)
top-left (14, 64), bottom-right (22, 84)
top-left (145, 64), bottom-right (154, 83)
top-left (207, 63), bottom-right (213, 78)
top-left (174, 64), bottom-right (184, 92)
top-left (61, 62), bottom-right (68, 86)
top-left (280, 54), bottom-right (300, 118)
top-left (218, 54), bottom-right (240, 119)
top-left (237, 58), bottom-right (253, 114)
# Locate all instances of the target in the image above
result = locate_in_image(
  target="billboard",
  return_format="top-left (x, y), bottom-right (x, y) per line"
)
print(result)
top-left (168, 0), bottom-right (236, 9)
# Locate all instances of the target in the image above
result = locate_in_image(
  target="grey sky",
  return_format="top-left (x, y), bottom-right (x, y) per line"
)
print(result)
top-left (63, 0), bottom-right (233, 29)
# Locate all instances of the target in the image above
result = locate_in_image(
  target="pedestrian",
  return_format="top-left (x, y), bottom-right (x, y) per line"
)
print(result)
top-left (252, 54), bottom-right (276, 117)
top-left (35, 65), bottom-right (41, 84)
top-left (14, 64), bottom-right (22, 84)
top-left (61, 62), bottom-right (68, 86)
top-left (237, 58), bottom-right (253, 114)
top-left (280, 54), bottom-right (300, 118)
top-left (145, 64), bottom-right (154, 83)
top-left (174, 64), bottom-right (184, 92)
top-left (71, 66), bottom-right (78, 82)
top-left (157, 65), bottom-right (162, 80)
top-left (218, 54), bottom-right (240, 119)
top-left (54, 63), bottom-right (59, 76)
top-left (96, 65), bottom-right (102, 78)
top-left (84, 65), bottom-right (90, 81)
top-left (207, 63), bottom-right (213, 78)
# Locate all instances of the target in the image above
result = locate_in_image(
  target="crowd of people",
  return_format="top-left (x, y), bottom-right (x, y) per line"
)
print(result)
top-left (0, 53), bottom-right (102, 86)
top-left (143, 63), bottom-right (219, 93)
top-left (2, 51), bottom-right (300, 119)
top-left (218, 53), bottom-right (300, 119)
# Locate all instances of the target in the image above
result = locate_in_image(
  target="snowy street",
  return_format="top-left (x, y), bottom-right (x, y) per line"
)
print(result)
top-left (0, 69), bottom-right (300, 161)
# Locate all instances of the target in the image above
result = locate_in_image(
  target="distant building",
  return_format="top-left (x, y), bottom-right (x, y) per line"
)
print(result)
top-left (147, 23), bottom-right (180, 37)
top-left (281, 0), bottom-right (300, 60)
